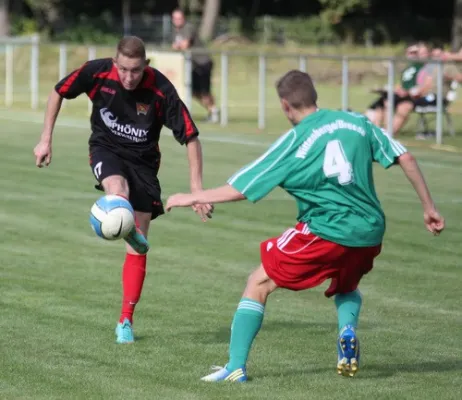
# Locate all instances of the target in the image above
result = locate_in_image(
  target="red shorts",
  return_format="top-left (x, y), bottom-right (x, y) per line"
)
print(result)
top-left (260, 223), bottom-right (382, 297)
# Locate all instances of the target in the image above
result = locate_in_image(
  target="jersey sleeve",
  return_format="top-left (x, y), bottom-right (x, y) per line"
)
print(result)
top-left (227, 130), bottom-right (297, 202)
top-left (367, 123), bottom-right (407, 168)
top-left (55, 60), bottom-right (100, 99)
top-left (163, 82), bottom-right (199, 145)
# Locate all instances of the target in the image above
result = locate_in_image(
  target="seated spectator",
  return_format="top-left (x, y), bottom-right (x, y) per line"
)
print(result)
top-left (414, 42), bottom-right (462, 138)
top-left (365, 43), bottom-right (425, 130)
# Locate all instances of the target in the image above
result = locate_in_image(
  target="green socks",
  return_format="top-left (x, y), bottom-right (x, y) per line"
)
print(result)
top-left (334, 290), bottom-right (362, 331)
top-left (226, 298), bottom-right (265, 371)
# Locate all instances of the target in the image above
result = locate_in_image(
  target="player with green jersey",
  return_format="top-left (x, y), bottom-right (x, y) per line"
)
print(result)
top-left (166, 70), bottom-right (445, 382)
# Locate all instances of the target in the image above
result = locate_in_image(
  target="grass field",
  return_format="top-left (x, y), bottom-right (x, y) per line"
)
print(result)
top-left (0, 108), bottom-right (461, 399)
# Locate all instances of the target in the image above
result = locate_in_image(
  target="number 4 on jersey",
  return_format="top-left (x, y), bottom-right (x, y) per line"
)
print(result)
top-left (323, 140), bottom-right (354, 185)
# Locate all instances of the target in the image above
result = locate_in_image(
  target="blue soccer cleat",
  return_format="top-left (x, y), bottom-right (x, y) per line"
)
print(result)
top-left (115, 318), bottom-right (135, 344)
top-left (200, 365), bottom-right (248, 383)
top-left (337, 324), bottom-right (360, 377)
top-left (124, 226), bottom-right (149, 255)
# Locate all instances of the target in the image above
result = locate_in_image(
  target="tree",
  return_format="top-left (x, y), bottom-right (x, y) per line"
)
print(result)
top-left (199, 0), bottom-right (220, 41)
top-left (0, 0), bottom-right (10, 36)
top-left (452, 0), bottom-right (462, 51)
top-left (319, 0), bottom-right (369, 24)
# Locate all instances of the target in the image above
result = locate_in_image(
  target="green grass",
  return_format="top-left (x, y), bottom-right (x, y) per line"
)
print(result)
top-left (0, 108), bottom-right (461, 399)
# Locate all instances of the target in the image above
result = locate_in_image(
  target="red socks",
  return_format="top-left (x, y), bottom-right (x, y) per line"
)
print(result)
top-left (119, 253), bottom-right (147, 324)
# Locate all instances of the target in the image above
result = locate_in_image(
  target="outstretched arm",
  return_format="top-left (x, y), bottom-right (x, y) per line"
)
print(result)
top-left (397, 152), bottom-right (445, 235)
top-left (167, 184), bottom-right (245, 211)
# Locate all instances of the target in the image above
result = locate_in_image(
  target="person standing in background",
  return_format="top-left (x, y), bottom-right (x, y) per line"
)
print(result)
top-left (172, 9), bottom-right (220, 123)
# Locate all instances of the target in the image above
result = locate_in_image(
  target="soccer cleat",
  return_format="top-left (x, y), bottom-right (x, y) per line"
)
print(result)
top-left (200, 365), bottom-right (248, 383)
top-left (115, 318), bottom-right (135, 344)
top-left (337, 325), bottom-right (360, 377)
top-left (124, 226), bottom-right (149, 255)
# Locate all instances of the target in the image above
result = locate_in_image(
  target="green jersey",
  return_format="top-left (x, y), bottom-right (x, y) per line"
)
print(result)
top-left (400, 62), bottom-right (424, 90)
top-left (228, 109), bottom-right (407, 247)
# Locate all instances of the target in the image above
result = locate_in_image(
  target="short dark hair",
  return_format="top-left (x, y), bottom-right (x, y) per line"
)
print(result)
top-left (116, 36), bottom-right (146, 59)
top-left (276, 70), bottom-right (318, 109)
top-left (431, 41), bottom-right (445, 51)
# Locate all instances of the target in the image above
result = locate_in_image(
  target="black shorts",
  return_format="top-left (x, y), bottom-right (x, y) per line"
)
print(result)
top-left (368, 92), bottom-right (413, 110)
top-left (89, 147), bottom-right (164, 220)
top-left (192, 61), bottom-right (213, 96)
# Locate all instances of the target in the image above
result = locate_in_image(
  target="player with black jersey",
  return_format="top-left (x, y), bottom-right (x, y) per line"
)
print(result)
top-left (33, 36), bottom-right (213, 344)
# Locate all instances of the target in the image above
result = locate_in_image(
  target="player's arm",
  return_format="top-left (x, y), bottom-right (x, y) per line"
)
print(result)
top-left (166, 130), bottom-right (296, 210)
top-left (162, 82), bottom-right (201, 191)
top-left (367, 122), bottom-right (444, 235)
top-left (34, 61), bottom-right (96, 167)
top-left (396, 153), bottom-right (444, 235)
top-left (161, 80), bottom-right (213, 220)
top-left (166, 184), bottom-right (245, 211)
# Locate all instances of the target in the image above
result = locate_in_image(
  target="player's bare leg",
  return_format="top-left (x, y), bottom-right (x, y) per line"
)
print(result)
top-left (201, 264), bottom-right (278, 382)
top-left (101, 175), bottom-right (149, 255)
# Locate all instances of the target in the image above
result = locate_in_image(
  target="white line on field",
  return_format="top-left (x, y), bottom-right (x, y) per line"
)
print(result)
top-left (0, 111), bottom-right (460, 171)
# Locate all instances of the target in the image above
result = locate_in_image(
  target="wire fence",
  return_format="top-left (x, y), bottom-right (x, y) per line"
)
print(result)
top-left (0, 36), bottom-right (457, 145)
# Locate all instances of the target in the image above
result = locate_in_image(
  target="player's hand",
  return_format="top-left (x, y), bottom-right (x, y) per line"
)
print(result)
top-left (34, 140), bottom-right (52, 168)
top-left (166, 193), bottom-right (196, 211)
top-left (192, 203), bottom-right (214, 222)
top-left (423, 208), bottom-right (445, 235)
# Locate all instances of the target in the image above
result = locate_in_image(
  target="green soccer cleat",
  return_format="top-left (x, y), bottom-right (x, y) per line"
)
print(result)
top-left (124, 226), bottom-right (149, 255)
top-left (115, 318), bottom-right (135, 344)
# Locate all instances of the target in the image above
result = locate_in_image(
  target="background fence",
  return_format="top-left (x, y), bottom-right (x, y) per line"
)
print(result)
top-left (0, 36), bottom-right (457, 145)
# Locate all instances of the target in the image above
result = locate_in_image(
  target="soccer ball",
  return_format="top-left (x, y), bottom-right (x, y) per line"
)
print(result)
top-left (90, 195), bottom-right (135, 240)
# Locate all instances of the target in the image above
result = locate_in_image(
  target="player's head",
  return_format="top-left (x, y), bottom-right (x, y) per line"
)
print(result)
top-left (276, 70), bottom-right (318, 125)
top-left (172, 9), bottom-right (186, 29)
top-left (114, 36), bottom-right (150, 91)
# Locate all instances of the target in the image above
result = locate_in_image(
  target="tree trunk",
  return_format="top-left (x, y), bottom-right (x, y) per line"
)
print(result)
top-left (0, 0), bottom-right (10, 37)
top-left (199, 0), bottom-right (221, 42)
top-left (452, 0), bottom-right (462, 51)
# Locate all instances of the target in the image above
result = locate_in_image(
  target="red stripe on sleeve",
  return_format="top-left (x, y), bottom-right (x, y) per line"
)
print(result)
top-left (182, 107), bottom-right (195, 137)
top-left (58, 64), bottom-right (86, 95)
top-left (93, 64), bottom-right (120, 82)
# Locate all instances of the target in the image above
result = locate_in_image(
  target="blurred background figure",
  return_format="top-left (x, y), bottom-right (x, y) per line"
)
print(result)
top-left (171, 8), bottom-right (219, 123)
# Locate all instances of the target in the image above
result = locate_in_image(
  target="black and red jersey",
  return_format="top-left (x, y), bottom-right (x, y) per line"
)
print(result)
top-left (54, 58), bottom-right (198, 165)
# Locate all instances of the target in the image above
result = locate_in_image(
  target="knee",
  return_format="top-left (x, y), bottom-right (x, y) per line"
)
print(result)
top-left (102, 175), bottom-right (129, 197)
top-left (245, 269), bottom-right (276, 298)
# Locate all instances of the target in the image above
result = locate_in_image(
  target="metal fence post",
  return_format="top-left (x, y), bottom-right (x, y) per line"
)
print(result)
top-left (5, 44), bottom-right (13, 107)
top-left (162, 14), bottom-right (171, 47)
top-left (258, 54), bottom-right (266, 130)
top-left (299, 56), bottom-right (307, 72)
top-left (220, 52), bottom-right (228, 126)
top-left (341, 56), bottom-right (349, 111)
top-left (88, 46), bottom-right (96, 115)
top-left (59, 44), bottom-right (67, 108)
top-left (30, 34), bottom-right (39, 109)
top-left (184, 51), bottom-right (193, 110)
top-left (436, 62), bottom-right (443, 145)
top-left (386, 60), bottom-right (395, 136)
